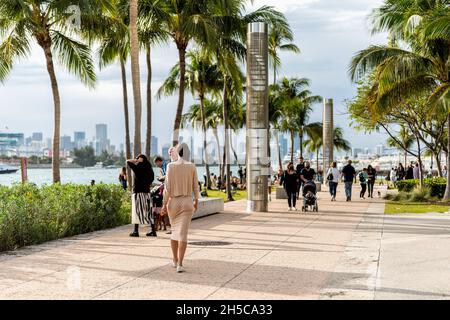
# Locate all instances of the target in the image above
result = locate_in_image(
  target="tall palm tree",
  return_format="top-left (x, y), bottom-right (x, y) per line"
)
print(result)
top-left (0, 0), bottom-right (99, 183)
top-left (94, 1), bottom-right (132, 187)
top-left (129, 0), bottom-right (142, 156)
top-left (386, 126), bottom-right (415, 167)
top-left (269, 85), bottom-right (284, 170)
top-left (158, 49), bottom-right (222, 188)
top-left (156, 0), bottom-right (217, 147)
top-left (268, 25), bottom-right (300, 85)
top-left (349, 0), bottom-right (450, 198)
top-left (139, 0), bottom-right (170, 157)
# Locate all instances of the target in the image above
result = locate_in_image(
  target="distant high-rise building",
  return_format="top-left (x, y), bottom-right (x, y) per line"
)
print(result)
top-left (151, 136), bottom-right (158, 156)
top-left (32, 132), bottom-right (43, 142)
top-left (60, 135), bottom-right (73, 151)
top-left (74, 131), bottom-right (86, 149)
top-left (352, 148), bottom-right (363, 157)
top-left (119, 143), bottom-right (124, 154)
top-left (0, 133), bottom-right (25, 155)
top-left (293, 135), bottom-right (300, 154)
top-left (162, 144), bottom-right (170, 160)
top-left (280, 136), bottom-right (288, 159)
top-left (96, 124), bottom-right (107, 141)
top-left (376, 144), bottom-right (384, 156)
top-left (25, 137), bottom-right (32, 146)
top-left (364, 147), bottom-right (369, 155)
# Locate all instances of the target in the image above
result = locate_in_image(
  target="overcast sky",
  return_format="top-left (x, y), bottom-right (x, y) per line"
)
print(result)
top-left (0, 0), bottom-right (389, 152)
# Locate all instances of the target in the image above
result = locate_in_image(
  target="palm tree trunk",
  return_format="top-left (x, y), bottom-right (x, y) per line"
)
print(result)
top-left (223, 80), bottom-right (233, 201)
top-left (416, 136), bottom-right (423, 188)
top-left (145, 44), bottom-right (152, 157)
top-left (42, 42), bottom-right (61, 183)
top-left (290, 130), bottom-right (294, 163)
top-left (120, 60), bottom-right (132, 190)
top-left (443, 114), bottom-right (450, 200)
top-left (316, 149), bottom-right (319, 173)
top-left (404, 151), bottom-right (407, 167)
top-left (230, 136), bottom-right (239, 166)
top-left (213, 128), bottom-right (222, 178)
top-left (275, 131), bottom-right (282, 170)
top-left (435, 152), bottom-right (443, 177)
top-left (299, 129), bottom-right (303, 158)
top-left (130, 0), bottom-right (142, 156)
top-left (199, 93), bottom-right (211, 190)
top-left (173, 46), bottom-right (187, 146)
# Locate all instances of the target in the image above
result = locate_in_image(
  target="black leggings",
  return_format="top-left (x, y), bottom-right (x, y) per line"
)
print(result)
top-left (360, 184), bottom-right (367, 198)
top-left (368, 180), bottom-right (375, 197)
top-left (286, 189), bottom-right (297, 208)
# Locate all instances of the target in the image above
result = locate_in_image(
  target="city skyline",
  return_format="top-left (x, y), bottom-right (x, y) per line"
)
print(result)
top-left (0, 0), bottom-right (389, 151)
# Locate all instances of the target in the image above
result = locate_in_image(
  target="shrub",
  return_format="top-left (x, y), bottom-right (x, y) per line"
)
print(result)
top-left (0, 183), bottom-right (131, 252)
top-left (396, 178), bottom-right (446, 198)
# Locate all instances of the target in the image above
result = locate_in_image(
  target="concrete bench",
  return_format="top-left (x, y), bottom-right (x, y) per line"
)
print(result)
top-left (275, 182), bottom-right (322, 199)
top-left (193, 197), bottom-right (224, 219)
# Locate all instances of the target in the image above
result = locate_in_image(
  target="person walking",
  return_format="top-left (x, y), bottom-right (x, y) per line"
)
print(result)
top-left (397, 163), bottom-right (406, 181)
top-left (118, 167), bottom-right (127, 190)
top-left (342, 159), bottom-right (356, 202)
top-left (296, 156), bottom-right (305, 199)
top-left (161, 143), bottom-right (199, 273)
top-left (358, 168), bottom-right (368, 199)
top-left (154, 156), bottom-right (167, 182)
top-left (405, 164), bottom-right (414, 180)
top-left (413, 162), bottom-right (420, 180)
top-left (390, 167), bottom-right (397, 188)
top-left (326, 161), bottom-right (340, 201)
top-left (127, 154), bottom-right (156, 237)
top-left (282, 162), bottom-right (299, 211)
top-left (367, 165), bottom-right (376, 198)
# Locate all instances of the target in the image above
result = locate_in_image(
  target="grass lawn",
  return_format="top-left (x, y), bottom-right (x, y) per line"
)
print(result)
top-left (204, 189), bottom-right (247, 202)
top-left (385, 201), bottom-right (450, 214)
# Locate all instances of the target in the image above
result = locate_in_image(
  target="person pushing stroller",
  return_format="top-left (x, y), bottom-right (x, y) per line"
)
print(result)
top-left (300, 162), bottom-right (318, 212)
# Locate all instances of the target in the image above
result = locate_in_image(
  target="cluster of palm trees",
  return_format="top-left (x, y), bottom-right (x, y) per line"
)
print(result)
top-left (0, 0), bottom-right (296, 186)
top-left (348, 0), bottom-right (450, 199)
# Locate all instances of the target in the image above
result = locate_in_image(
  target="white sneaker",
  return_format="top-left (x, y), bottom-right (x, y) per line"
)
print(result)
top-left (294, 207), bottom-right (297, 211)
top-left (177, 265), bottom-right (185, 273)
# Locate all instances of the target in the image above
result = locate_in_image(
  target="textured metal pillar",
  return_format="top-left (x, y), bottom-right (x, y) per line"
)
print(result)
top-left (246, 22), bottom-right (269, 212)
top-left (323, 98), bottom-right (334, 182)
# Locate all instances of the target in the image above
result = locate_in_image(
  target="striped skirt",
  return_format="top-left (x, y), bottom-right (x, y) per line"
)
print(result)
top-left (131, 193), bottom-right (154, 225)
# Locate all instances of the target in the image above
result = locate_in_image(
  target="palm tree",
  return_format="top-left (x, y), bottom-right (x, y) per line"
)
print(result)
top-left (156, 0), bottom-right (218, 147)
top-left (139, 0), bottom-right (170, 157)
top-left (304, 124), bottom-right (351, 171)
top-left (158, 49), bottom-right (222, 188)
top-left (129, 0), bottom-right (142, 156)
top-left (0, 1), bottom-right (98, 183)
top-left (94, 1), bottom-right (132, 187)
top-left (268, 25), bottom-right (300, 85)
top-left (276, 77), bottom-right (322, 160)
top-left (349, 0), bottom-right (450, 198)
top-left (269, 85), bottom-right (284, 170)
top-left (386, 126), bottom-right (415, 167)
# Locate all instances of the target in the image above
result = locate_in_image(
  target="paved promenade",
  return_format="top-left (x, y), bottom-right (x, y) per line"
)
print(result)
top-left (1, 185), bottom-right (450, 299)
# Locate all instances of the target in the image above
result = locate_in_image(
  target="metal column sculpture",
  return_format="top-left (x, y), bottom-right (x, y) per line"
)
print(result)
top-left (322, 98), bottom-right (334, 182)
top-left (246, 22), bottom-right (269, 212)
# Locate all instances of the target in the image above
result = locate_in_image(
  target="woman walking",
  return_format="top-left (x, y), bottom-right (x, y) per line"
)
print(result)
top-left (127, 154), bottom-right (156, 237)
top-left (367, 165), bottom-right (376, 198)
top-left (119, 167), bottom-right (127, 190)
top-left (161, 143), bottom-right (199, 273)
top-left (281, 162), bottom-right (299, 211)
top-left (326, 162), bottom-right (340, 201)
top-left (358, 168), bottom-right (368, 199)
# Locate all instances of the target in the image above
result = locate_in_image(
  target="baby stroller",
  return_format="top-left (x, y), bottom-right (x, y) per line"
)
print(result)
top-left (301, 180), bottom-right (318, 212)
top-left (151, 184), bottom-right (168, 230)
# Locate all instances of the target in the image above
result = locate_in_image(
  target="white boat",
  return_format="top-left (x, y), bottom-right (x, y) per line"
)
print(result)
top-left (86, 162), bottom-right (104, 170)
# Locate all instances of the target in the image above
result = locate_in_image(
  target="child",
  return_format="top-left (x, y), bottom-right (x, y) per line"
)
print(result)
top-left (358, 168), bottom-right (368, 199)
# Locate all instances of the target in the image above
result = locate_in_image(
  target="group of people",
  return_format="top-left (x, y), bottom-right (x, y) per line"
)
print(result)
top-left (118, 144), bottom-right (199, 273)
top-left (387, 163), bottom-right (447, 187)
top-left (326, 160), bottom-right (377, 201)
top-left (204, 166), bottom-right (246, 192)
top-left (277, 157), bottom-right (317, 210)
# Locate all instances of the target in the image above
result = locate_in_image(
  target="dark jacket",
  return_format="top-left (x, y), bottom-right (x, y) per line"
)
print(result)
top-left (283, 171), bottom-right (298, 192)
top-left (127, 161), bottom-right (154, 193)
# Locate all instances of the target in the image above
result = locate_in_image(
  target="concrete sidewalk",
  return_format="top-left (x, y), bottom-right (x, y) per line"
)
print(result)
top-left (0, 185), bottom-right (449, 299)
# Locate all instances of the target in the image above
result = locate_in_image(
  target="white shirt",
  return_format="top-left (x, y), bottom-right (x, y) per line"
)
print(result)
top-left (326, 167), bottom-right (341, 183)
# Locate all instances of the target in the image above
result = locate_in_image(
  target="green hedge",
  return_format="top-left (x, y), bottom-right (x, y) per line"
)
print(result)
top-left (396, 178), bottom-right (446, 198)
top-left (0, 183), bottom-right (131, 252)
